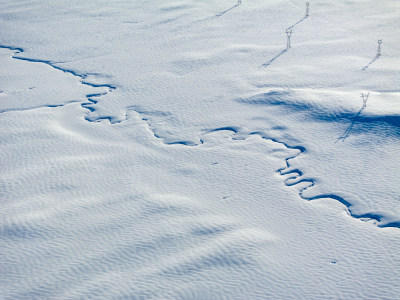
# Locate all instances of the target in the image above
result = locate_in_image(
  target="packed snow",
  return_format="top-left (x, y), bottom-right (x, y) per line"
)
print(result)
top-left (1, 0), bottom-right (399, 299)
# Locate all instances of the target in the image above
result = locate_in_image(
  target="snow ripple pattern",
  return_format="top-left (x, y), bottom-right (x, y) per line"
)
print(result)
top-left (1, 44), bottom-right (397, 237)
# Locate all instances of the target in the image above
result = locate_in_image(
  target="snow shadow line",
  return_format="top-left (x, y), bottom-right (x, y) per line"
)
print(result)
top-left (287, 15), bottom-right (307, 31)
top-left (0, 45), bottom-right (117, 122)
top-left (214, 4), bottom-right (240, 18)
top-left (362, 54), bottom-right (380, 71)
top-left (206, 128), bottom-right (399, 229)
top-left (136, 122), bottom-right (398, 228)
top-left (336, 106), bottom-right (365, 142)
top-left (2, 45), bottom-right (398, 228)
top-left (260, 49), bottom-right (287, 67)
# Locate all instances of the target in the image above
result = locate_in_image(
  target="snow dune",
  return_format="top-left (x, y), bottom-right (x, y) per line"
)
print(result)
top-left (1, 0), bottom-right (399, 298)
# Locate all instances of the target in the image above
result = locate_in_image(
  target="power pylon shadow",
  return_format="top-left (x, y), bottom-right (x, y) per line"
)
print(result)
top-left (362, 40), bottom-right (382, 71)
top-left (261, 3), bottom-right (309, 68)
top-left (336, 107), bottom-right (365, 142)
top-left (287, 15), bottom-right (307, 31)
top-left (214, 4), bottom-right (239, 18)
top-left (260, 49), bottom-right (288, 67)
top-left (362, 55), bottom-right (379, 71)
top-left (337, 93), bottom-right (369, 142)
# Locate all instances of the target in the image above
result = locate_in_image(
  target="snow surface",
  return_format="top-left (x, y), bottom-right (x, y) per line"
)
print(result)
top-left (1, 0), bottom-right (400, 299)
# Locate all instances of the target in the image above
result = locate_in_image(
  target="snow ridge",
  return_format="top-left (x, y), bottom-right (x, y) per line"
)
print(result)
top-left (1, 44), bottom-right (398, 229)
top-left (208, 128), bottom-right (400, 229)
top-left (0, 45), bottom-right (116, 122)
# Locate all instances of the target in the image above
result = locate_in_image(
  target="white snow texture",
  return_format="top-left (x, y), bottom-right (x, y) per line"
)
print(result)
top-left (0, 0), bottom-right (399, 299)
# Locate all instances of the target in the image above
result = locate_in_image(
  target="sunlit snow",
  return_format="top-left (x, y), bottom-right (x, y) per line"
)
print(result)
top-left (1, 0), bottom-right (399, 299)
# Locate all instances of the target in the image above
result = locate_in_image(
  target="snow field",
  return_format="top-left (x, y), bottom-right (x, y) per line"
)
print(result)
top-left (1, 0), bottom-right (400, 298)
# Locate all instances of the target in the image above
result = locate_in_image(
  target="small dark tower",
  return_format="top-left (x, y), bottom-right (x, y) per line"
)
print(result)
top-left (286, 28), bottom-right (293, 49)
top-left (306, 2), bottom-right (310, 17)
top-left (377, 40), bottom-right (382, 57)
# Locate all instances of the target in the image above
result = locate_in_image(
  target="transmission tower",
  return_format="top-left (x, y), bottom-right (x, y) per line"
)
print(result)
top-left (306, 2), bottom-right (310, 17)
top-left (286, 28), bottom-right (293, 49)
top-left (377, 40), bottom-right (382, 57)
top-left (361, 92), bottom-right (369, 109)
